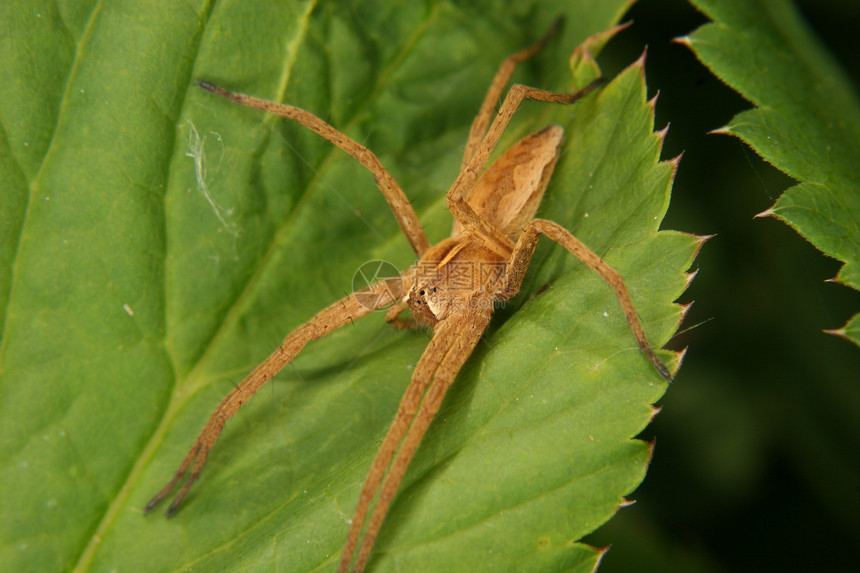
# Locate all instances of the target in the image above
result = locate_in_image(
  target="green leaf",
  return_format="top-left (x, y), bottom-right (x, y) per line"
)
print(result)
top-left (0, 2), bottom-right (698, 572)
top-left (682, 0), bottom-right (860, 347)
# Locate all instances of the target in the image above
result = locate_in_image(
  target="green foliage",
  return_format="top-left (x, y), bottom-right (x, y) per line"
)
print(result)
top-left (0, 1), bottom-right (697, 571)
top-left (684, 0), bottom-right (860, 346)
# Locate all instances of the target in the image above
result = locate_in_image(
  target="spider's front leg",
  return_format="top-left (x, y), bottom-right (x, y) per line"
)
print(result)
top-left (499, 218), bottom-right (673, 382)
top-left (145, 277), bottom-right (406, 517)
top-left (460, 16), bottom-right (562, 170)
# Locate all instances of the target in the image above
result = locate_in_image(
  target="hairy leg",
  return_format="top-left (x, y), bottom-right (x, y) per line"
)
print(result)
top-left (146, 277), bottom-right (406, 516)
top-left (461, 17), bottom-right (561, 170)
top-left (447, 80), bottom-right (605, 259)
top-left (337, 318), bottom-right (450, 572)
top-left (500, 218), bottom-right (673, 382)
top-left (339, 311), bottom-right (492, 573)
top-left (197, 82), bottom-right (430, 256)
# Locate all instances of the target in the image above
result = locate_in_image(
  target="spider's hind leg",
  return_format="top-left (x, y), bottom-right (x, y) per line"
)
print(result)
top-left (145, 277), bottom-right (407, 517)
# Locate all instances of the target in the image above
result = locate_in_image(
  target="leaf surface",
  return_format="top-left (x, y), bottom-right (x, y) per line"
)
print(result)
top-left (0, 1), bottom-right (697, 571)
top-left (683, 0), bottom-right (860, 346)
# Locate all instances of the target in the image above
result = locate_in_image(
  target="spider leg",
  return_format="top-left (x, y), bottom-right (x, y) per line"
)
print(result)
top-left (498, 218), bottom-right (673, 382)
top-left (447, 79), bottom-right (605, 259)
top-left (339, 311), bottom-right (492, 573)
top-left (197, 82), bottom-right (430, 257)
top-left (145, 277), bottom-right (406, 516)
top-left (461, 17), bottom-right (561, 170)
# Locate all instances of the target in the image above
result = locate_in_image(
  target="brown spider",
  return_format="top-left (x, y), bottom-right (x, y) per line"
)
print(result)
top-left (146, 21), bottom-right (672, 573)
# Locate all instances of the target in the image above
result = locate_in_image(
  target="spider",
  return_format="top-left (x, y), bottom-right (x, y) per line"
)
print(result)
top-left (146, 21), bottom-right (672, 573)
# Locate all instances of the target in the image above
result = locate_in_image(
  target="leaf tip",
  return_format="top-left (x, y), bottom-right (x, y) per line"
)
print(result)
top-left (693, 233), bottom-right (716, 253)
top-left (645, 437), bottom-right (658, 458)
top-left (823, 327), bottom-right (844, 337)
top-left (618, 497), bottom-right (638, 509)
top-left (672, 35), bottom-right (693, 48)
top-left (669, 347), bottom-right (689, 375)
top-left (570, 21), bottom-right (632, 75)
top-left (654, 121), bottom-right (669, 141)
top-left (754, 207), bottom-right (775, 219)
top-left (634, 47), bottom-right (648, 70)
top-left (823, 317), bottom-right (859, 348)
top-left (592, 545), bottom-right (611, 572)
top-left (684, 272), bottom-right (699, 293)
top-left (709, 125), bottom-right (732, 136)
top-left (678, 299), bottom-right (695, 322)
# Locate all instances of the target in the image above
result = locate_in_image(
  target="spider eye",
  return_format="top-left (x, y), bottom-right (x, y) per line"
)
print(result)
top-left (431, 287), bottom-right (437, 293)
top-left (419, 289), bottom-right (425, 296)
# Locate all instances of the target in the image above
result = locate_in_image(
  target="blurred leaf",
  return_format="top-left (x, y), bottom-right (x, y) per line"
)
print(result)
top-left (682, 0), bottom-right (860, 346)
top-left (0, 1), bottom-right (698, 571)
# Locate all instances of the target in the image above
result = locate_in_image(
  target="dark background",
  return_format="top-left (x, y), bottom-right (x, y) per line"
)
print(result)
top-left (585, 1), bottom-right (860, 571)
